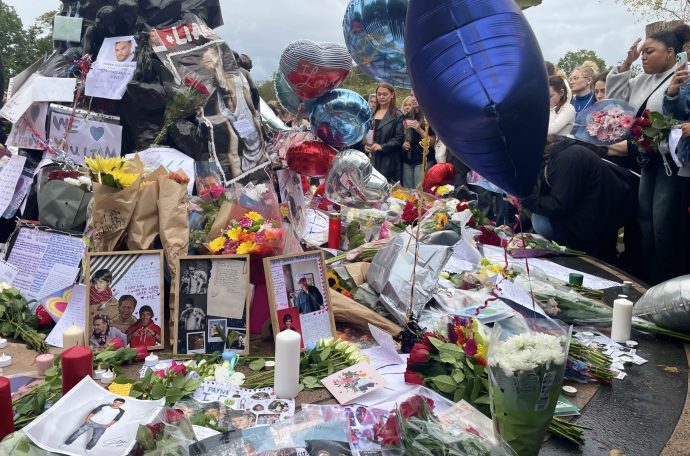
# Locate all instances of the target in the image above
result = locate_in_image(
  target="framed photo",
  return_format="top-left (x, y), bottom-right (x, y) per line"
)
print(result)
top-left (85, 251), bottom-right (165, 351)
top-left (264, 251), bottom-right (336, 349)
top-left (174, 255), bottom-right (250, 356)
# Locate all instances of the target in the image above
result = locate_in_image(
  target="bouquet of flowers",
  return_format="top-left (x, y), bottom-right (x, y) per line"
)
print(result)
top-left (630, 109), bottom-right (678, 154)
top-left (505, 233), bottom-right (585, 258)
top-left (488, 317), bottom-right (570, 456)
top-left (153, 76), bottom-right (210, 146)
top-left (207, 210), bottom-right (283, 256)
top-left (572, 100), bottom-right (635, 146)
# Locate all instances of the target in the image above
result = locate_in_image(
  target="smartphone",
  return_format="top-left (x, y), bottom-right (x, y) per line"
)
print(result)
top-left (676, 51), bottom-right (688, 68)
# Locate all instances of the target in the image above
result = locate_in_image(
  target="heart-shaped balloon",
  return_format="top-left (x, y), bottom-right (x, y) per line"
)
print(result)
top-left (274, 72), bottom-right (315, 116)
top-left (286, 140), bottom-right (339, 178)
top-left (280, 39), bottom-right (353, 101)
top-left (310, 89), bottom-right (372, 147)
top-left (325, 149), bottom-right (391, 208)
top-left (275, 129), bottom-right (318, 161)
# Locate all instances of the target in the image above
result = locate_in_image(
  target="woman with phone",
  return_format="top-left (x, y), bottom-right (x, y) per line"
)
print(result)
top-left (607, 24), bottom-right (690, 284)
top-left (365, 83), bottom-right (404, 182)
top-left (401, 94), bottom-right (436, 188)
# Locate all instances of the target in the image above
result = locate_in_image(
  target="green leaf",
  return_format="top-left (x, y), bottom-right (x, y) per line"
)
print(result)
top-left (44, 366), bottom-right (58, 377)
top-left (643, 127), bottom-right (659, 137)
top-left (184, 378), bottom-right (203, 393)
top-left (0, 322), bottom-right (9, 337)
top-left (150, 382), bottom-right (167, 400)
top-left (249, 358), bottom-right (266, 371)
top-left (172, 374), bottom-right (186, 389)
top-left (320, 347), bottom-right (332, 362)
top-left (143, 368), bottom-right (153, 384)
top-left (0, 304), bottom-right (5, 317)
top-left (451, 369), bottom-right (465, 384)
top-left (428, 337), bottom-right (446, 351)
top-left (129, 389), bottom-right (143, 398)
top-left (453, 386), bottom-right (466, 402)
top-left (439, 352), bottom-right (459, 365)
top-left (474, 394), bottom-right (491, 405)
top-left (473, 364), bottom-right (485, 377)
top-left (302, 376), bottom-right (319, 388)
top-left (298, 383), bottom-right (305, 392)
top-left (430, 375), bottom-right (457, 394)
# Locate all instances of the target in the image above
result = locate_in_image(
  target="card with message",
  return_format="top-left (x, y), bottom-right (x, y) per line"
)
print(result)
top-left (321, 362), bottom-right (387, 405)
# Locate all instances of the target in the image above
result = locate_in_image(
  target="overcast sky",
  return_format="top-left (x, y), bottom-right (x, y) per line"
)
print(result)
top-left (6, 0), bottom-right (647, 81)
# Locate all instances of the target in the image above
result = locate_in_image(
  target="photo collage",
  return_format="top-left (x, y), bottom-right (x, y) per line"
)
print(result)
top-left (175, 256), bottom-right (250, 355)
top-left (86, 251), bottom-right (164, 351)
top-left (265, 252), bottom-right (336, 349)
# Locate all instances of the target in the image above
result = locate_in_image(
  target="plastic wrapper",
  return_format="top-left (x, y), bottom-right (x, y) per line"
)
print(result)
top-left (633, 274), bottom-right (690, 332)
top-left (571, 100), bottom-right (636, 146)
top-left (130, 407), bottom-right (197, 456)
top-left (340, 203), bottom-right (402, 250)
top-left (37, 179), bottom-right (93, 232)
top-left (467, 171), bottom-right (506, 194)
top-left (488, 316), bottom-right (570, 456)
top-left (194, 161), bottom-right (224, 202)
top-left (367, 231), bottom-right (452, 326)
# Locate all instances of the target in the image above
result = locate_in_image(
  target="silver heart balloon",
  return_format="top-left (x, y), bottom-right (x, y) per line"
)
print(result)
top-left (325, 149), bottom-right (391, 208)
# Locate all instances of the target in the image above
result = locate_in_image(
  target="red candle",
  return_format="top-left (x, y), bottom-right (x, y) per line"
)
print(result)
top-left (61, 345), bottom-right (93, 395)
top-left (0, 376), bottom-right (14, 440)
top-left (328, 213), bottom-right (341, 250)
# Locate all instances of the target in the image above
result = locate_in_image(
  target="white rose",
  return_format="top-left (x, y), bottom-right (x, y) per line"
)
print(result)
top-left (0, 282), bottom-right (11, 292)
top-left (64, 177), bottom-right (81, 186)
top-left (78, 175), bottom-right (92, 186)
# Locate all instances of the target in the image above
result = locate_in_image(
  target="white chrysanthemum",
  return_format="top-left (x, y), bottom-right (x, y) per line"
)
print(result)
top-left (64, 177), bottom-right (81, 186)
top-left (490, 331), bottom-right (566, 376)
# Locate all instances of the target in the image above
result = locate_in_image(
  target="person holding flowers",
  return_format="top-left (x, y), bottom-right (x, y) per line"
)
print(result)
top-left (608, 24), bottom-right (690, 283)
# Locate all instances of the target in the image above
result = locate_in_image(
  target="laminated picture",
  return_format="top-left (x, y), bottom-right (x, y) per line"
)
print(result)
top-left (85, 251), bottom-right (165, 351)
top-left (174, 255), bottom-right (250, 355)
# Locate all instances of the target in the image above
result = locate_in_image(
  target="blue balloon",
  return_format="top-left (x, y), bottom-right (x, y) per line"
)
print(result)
top-left (405, 0), bottom-right (549, 197)
top-left (343, 0), bottom-right (411, 88)
top-left (274, 72), bottom-right (315, 117)
top-left (310, 89), bottom-right (373, 147)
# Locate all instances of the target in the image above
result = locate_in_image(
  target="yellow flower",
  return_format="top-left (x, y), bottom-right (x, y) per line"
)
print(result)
top-left (84, 156), bottom-right (126, 174)
top-left (245, 211), bottom-right (263, 222)
top-left (208, 237), bottom-right (226, 253)
top-left (226, 226), bottom-right (243, 241)
top-left (236, 241), bottom-right (257, 254)
top-left (436, 185), bottom-right (454, 196)
top-left (110, 169), bottom-right (140, 188)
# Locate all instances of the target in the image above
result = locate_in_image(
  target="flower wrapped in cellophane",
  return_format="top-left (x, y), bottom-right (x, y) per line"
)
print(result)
top-left (488, 316), bottom-right (570, 456)
top-left (572, 100), bottom-right (635, 146)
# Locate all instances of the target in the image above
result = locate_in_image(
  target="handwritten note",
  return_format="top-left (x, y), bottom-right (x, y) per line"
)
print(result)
top-left (0, 260), bottom-right (19, 284)
top-left (85, 61), bottom-right (136, 100)
top-left (192, 380), bottom-right (239, 402)
top-left (207, 259), bottom-right (247, 319)
top-left (35, 264), bottom-right (79, 301)
top-left (6, 102), bottom-right (48, 149)
top-left (0, 155), bottom-right (27, 214)
top-left (269, 263), bottom-right (289, 310)
top-left (362, 324), bottom-right (404, 369)
top-left (7, 227), bottom-right (85, 299)
top-left (49, 111), bottom-right (122, 164)
top-left (299, 310), bottom-right (334, 347)
top-left (46, 284), bottom-right (86, 348)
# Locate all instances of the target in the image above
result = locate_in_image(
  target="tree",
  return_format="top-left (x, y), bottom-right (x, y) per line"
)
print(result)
top-left (557, 50), bottom-right (607, 77)
top-left (613, 0), bottom-right (690, 22)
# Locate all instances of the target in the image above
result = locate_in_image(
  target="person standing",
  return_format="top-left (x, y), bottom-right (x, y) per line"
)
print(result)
top-left (294, 278), bottom-right (323, 314)
top-left (569, 61), bottom-right (599, 113)
top-left (608, 25), bottom-right (690, 284)
top-left (402, 95), bottom-right (436, 189)
top-left (365, 83), bottom-right (404, 182)
top-left (61, 399), bottom-right (126, 454)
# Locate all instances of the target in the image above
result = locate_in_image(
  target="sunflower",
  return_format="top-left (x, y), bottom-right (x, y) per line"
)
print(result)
top-left (208, 236), bottom-right (226, 253)
top-left (226, 226), bottom-right (243, 241)
top-left (84, 156), bottom-right (126, 175)
top-left (236, 241), bottom-right (257, 254)
top-left (327, 270), bottom-right (340, 289)
top-left (110, 169), bottom-right (140, 188)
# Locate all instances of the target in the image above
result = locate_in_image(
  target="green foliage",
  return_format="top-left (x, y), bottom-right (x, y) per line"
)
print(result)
top-left (557, 49), bottom-right (607, 77)
top-left (0, 286), bottom-right (47, 353)
top-left (612, 0), bottom-right (690, 21)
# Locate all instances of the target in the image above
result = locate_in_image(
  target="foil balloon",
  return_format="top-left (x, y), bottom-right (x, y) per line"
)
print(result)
top-left (310, 89), bottom-right (372, 147)
top-left (634, 274), bottom-right (690, 332)
top-left (405, 0), bottom-right (549, 197)
top-left (276, 129), bottom-right (318, 161)
top-left (286, 140), bottom-right (339, 178)
top-left (325, 149), bottom-right (391, 208)
top-left (423, 163), bottom-right (456, 193)
top-left (279, 39), bottom-right (353, 101)
top-left (343, 0), bottom-right (411, 88)
top-left (259, 98), bottom-right (289, 135)
top-left (274, 72), bottom-right (315, 116)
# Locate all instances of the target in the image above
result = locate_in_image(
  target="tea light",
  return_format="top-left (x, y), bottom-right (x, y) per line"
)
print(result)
top-left (0, 338), bottom-right (6, 349)
top-left (100, 370), bottom-right (115, 385)
top-left (562, 385), bottom-right (577, 397)
top-left (0, 354), bottom-right (11, 368)
top-left (625, 340), bottom-right (638, 348)
top-left (35, 354), bottom-right (55, 376)
top-left (265, 361), bottom-right (276, 368)
top-left (62, 326), bottom-right (85, 348)
top-left (619, 355), bottom-right (634, 366)
top-left (144, 354), bottom-right (159, 367)
top-left (94, 366), bottom-right (107, 380)
top-left (154, 362), bottom-right (168, 371)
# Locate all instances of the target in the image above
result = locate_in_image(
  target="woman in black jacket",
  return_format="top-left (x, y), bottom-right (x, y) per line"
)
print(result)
top-left (365, 83), bottom-right (404, 182)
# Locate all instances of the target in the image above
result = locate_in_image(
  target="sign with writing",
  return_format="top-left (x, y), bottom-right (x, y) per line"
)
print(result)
top-left (6, 102), bottom-right (48, 149)
top-left (85, 36), bottom-right (137, 100)
top-left (48, 111), bottom-right (122, 164)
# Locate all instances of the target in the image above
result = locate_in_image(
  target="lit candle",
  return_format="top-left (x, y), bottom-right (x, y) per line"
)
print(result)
top-left (0, 377), bottom-right (14, 440)
top-left (94, 366), bottom-right (107, 380)
top-left (0, 338), bottom-right (7, 349)
top-left (144, 354), bottom-right (159, 367)
top-left (611, 297), bottom-right (634, 343)
top-left (62, 326), bottom-right (85, 348)
top-left (0, 353), bottom-right (11, 368)
top-left (61, 345), bottom-right (93, 394)
top-left (100, 370), bottom-right (114, 385)
top-left (274, 330), bottom-right (301, 399)
top-left (35, 354), bottom-right (55, 376)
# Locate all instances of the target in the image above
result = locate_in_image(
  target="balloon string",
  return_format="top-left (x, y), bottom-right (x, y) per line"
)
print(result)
top-left (408, 121), bottom-right (431, 318)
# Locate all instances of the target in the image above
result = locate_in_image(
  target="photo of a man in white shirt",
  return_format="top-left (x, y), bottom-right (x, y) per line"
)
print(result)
top-left (61, 398), bottom-right (126, 454)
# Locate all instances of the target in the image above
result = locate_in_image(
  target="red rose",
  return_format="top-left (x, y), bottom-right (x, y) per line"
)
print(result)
top-left (399, 395), bottom-right (435, 419)
top-left (374, 415), bottom-right (401, 446)
top-left (168, 360), bottom-right (187, 376)
top-left (422, 332), bottom-right (440, 351)
top-left (404, 370), bottom-right (425, 385)
top-left (408, 344), bottom-right (430, 363)
top-left (153, 370), bottom-right (166, 378)
top-left (165, 408), bottom-right (186, 424)
top-left (477, 226), bottom-right (501, 246)
top-left (637, 118), bottom-right (652, 128)
top-left (464, 338), bottom-right (478, 357)
top-left (34, 305), bottom-right (53, 328)
top-left (456, 201), bottom-right (470, 212)
top-left (109, 338), bottom-right (125, 350)
top-left (630, 126), bottom-right (643, 137)
top-left (147, 422), bottom-right (165, 439)
top-left (135, 345), bottom-right (149, 361)
top-left (183, 76), bottom-right (209, 95)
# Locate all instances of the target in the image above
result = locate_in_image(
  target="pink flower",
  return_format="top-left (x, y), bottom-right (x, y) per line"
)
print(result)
top-left (109, 338), bottom-right (125, 350)
top-left (464, 338), bottom-right (478, 357)
top-left (153, 370), bottom-right (166, 378)
top-left (255, 230), bottom-right (267, 244)
top-left (135, 345), bottom-right (148, 361)
top-left (168, 361), bottom-right (187, 376)
top-left (620, 114), bottom-right (635, 129)
top-left (223, 239), bottom-right (240, 254)
top-left (238, 217), bottom-right (253, 229)
top-left (209, 185), bottom-right (224, 200)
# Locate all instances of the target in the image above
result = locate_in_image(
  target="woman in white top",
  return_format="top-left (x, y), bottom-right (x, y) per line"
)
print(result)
top-left (548, 75), bottom-right (575, 136)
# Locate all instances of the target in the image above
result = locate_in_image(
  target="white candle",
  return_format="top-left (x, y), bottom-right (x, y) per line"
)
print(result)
top-left (100, 370), bottom-right (114, 385)
top-left (144, 354), bottom-right (159, 367)
top-left (94, 367), bottom-right (107, 380)
top-left (0, 338), bottom-right (6, 349)
top-left (274, 330), bottom-right (301, 399)
top-left (0, 353), bottom-right (11, 368)
top-left (62, 326), bottom-right (85, 348)
top-left (611, 297), bottom-right (634, 343)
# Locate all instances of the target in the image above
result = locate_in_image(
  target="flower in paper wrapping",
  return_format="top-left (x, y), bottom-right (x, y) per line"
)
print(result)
top-left (408, 343), bottom-right (431, 363)
top-left (84, 156), bottom-right (125, 174)
top-left (223, 239), bottom-right (240, 254)
top-left (255, 230), bottom-right (267, 244)
top-left (110, 169), bottom-right (140, 188)
top-left (208, 236), bottom-right (226, 253)
top-left (237, 241), bottom-right (257, 254)
top-left (238, 231), bottom-right (256, 243)
top-left (238, 217), bottom-right (253, 228)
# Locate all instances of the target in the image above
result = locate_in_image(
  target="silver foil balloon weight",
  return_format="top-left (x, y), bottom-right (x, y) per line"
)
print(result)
top-left (325, 149), bottom-right (391, 208)
top-left (634, 274), bottom-right (690, 332)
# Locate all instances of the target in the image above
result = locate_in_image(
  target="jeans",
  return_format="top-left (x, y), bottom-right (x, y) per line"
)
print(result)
top-left (531, 213), bottom-right (555, 240)
top-left (638, 157), bottom-right (684, 284)
top-left (65, 422), bottom-right (107, 450)
top-left (402, 163), bottom-right (423, 189)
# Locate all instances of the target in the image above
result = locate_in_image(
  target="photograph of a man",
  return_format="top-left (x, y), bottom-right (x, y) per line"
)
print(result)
top-left (114, 40), bottom-right (134, 62)
top-left (90, 314), bottom-right (127, 349)
top-left (61, 398), bottom-right (126, 453)
top-left (108, 295), bottom-right (138, 334)
top-left (294, 277), bottom-right (324, 314)
top-left (180, 299), bottom-right (206, 331)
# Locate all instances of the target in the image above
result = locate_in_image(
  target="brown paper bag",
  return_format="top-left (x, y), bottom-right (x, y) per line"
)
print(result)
top-left (206, 200), bottom-right (234, 242)
top-left (158, 170), bottom-right (190, 338)
top-left (329, 289), bottom-right (402, 336)
top-left (90, 156), bottom-right (145, 252)
top-left (126, 166), bottom-right (167, 250)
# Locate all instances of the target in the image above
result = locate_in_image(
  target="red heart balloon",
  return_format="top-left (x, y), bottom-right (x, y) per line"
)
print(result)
top-left (423, 163), bottom-right (456, 192)
top-left (286, 141), bottom-right (338, 178)
top-left (280, 40), bottom-right (352, 100)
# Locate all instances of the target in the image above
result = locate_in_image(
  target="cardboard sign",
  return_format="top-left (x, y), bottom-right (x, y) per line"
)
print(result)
top-left (48, 111), bottom-right (122, 164)
top-left (6, 102), bottom-right (48, 149)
